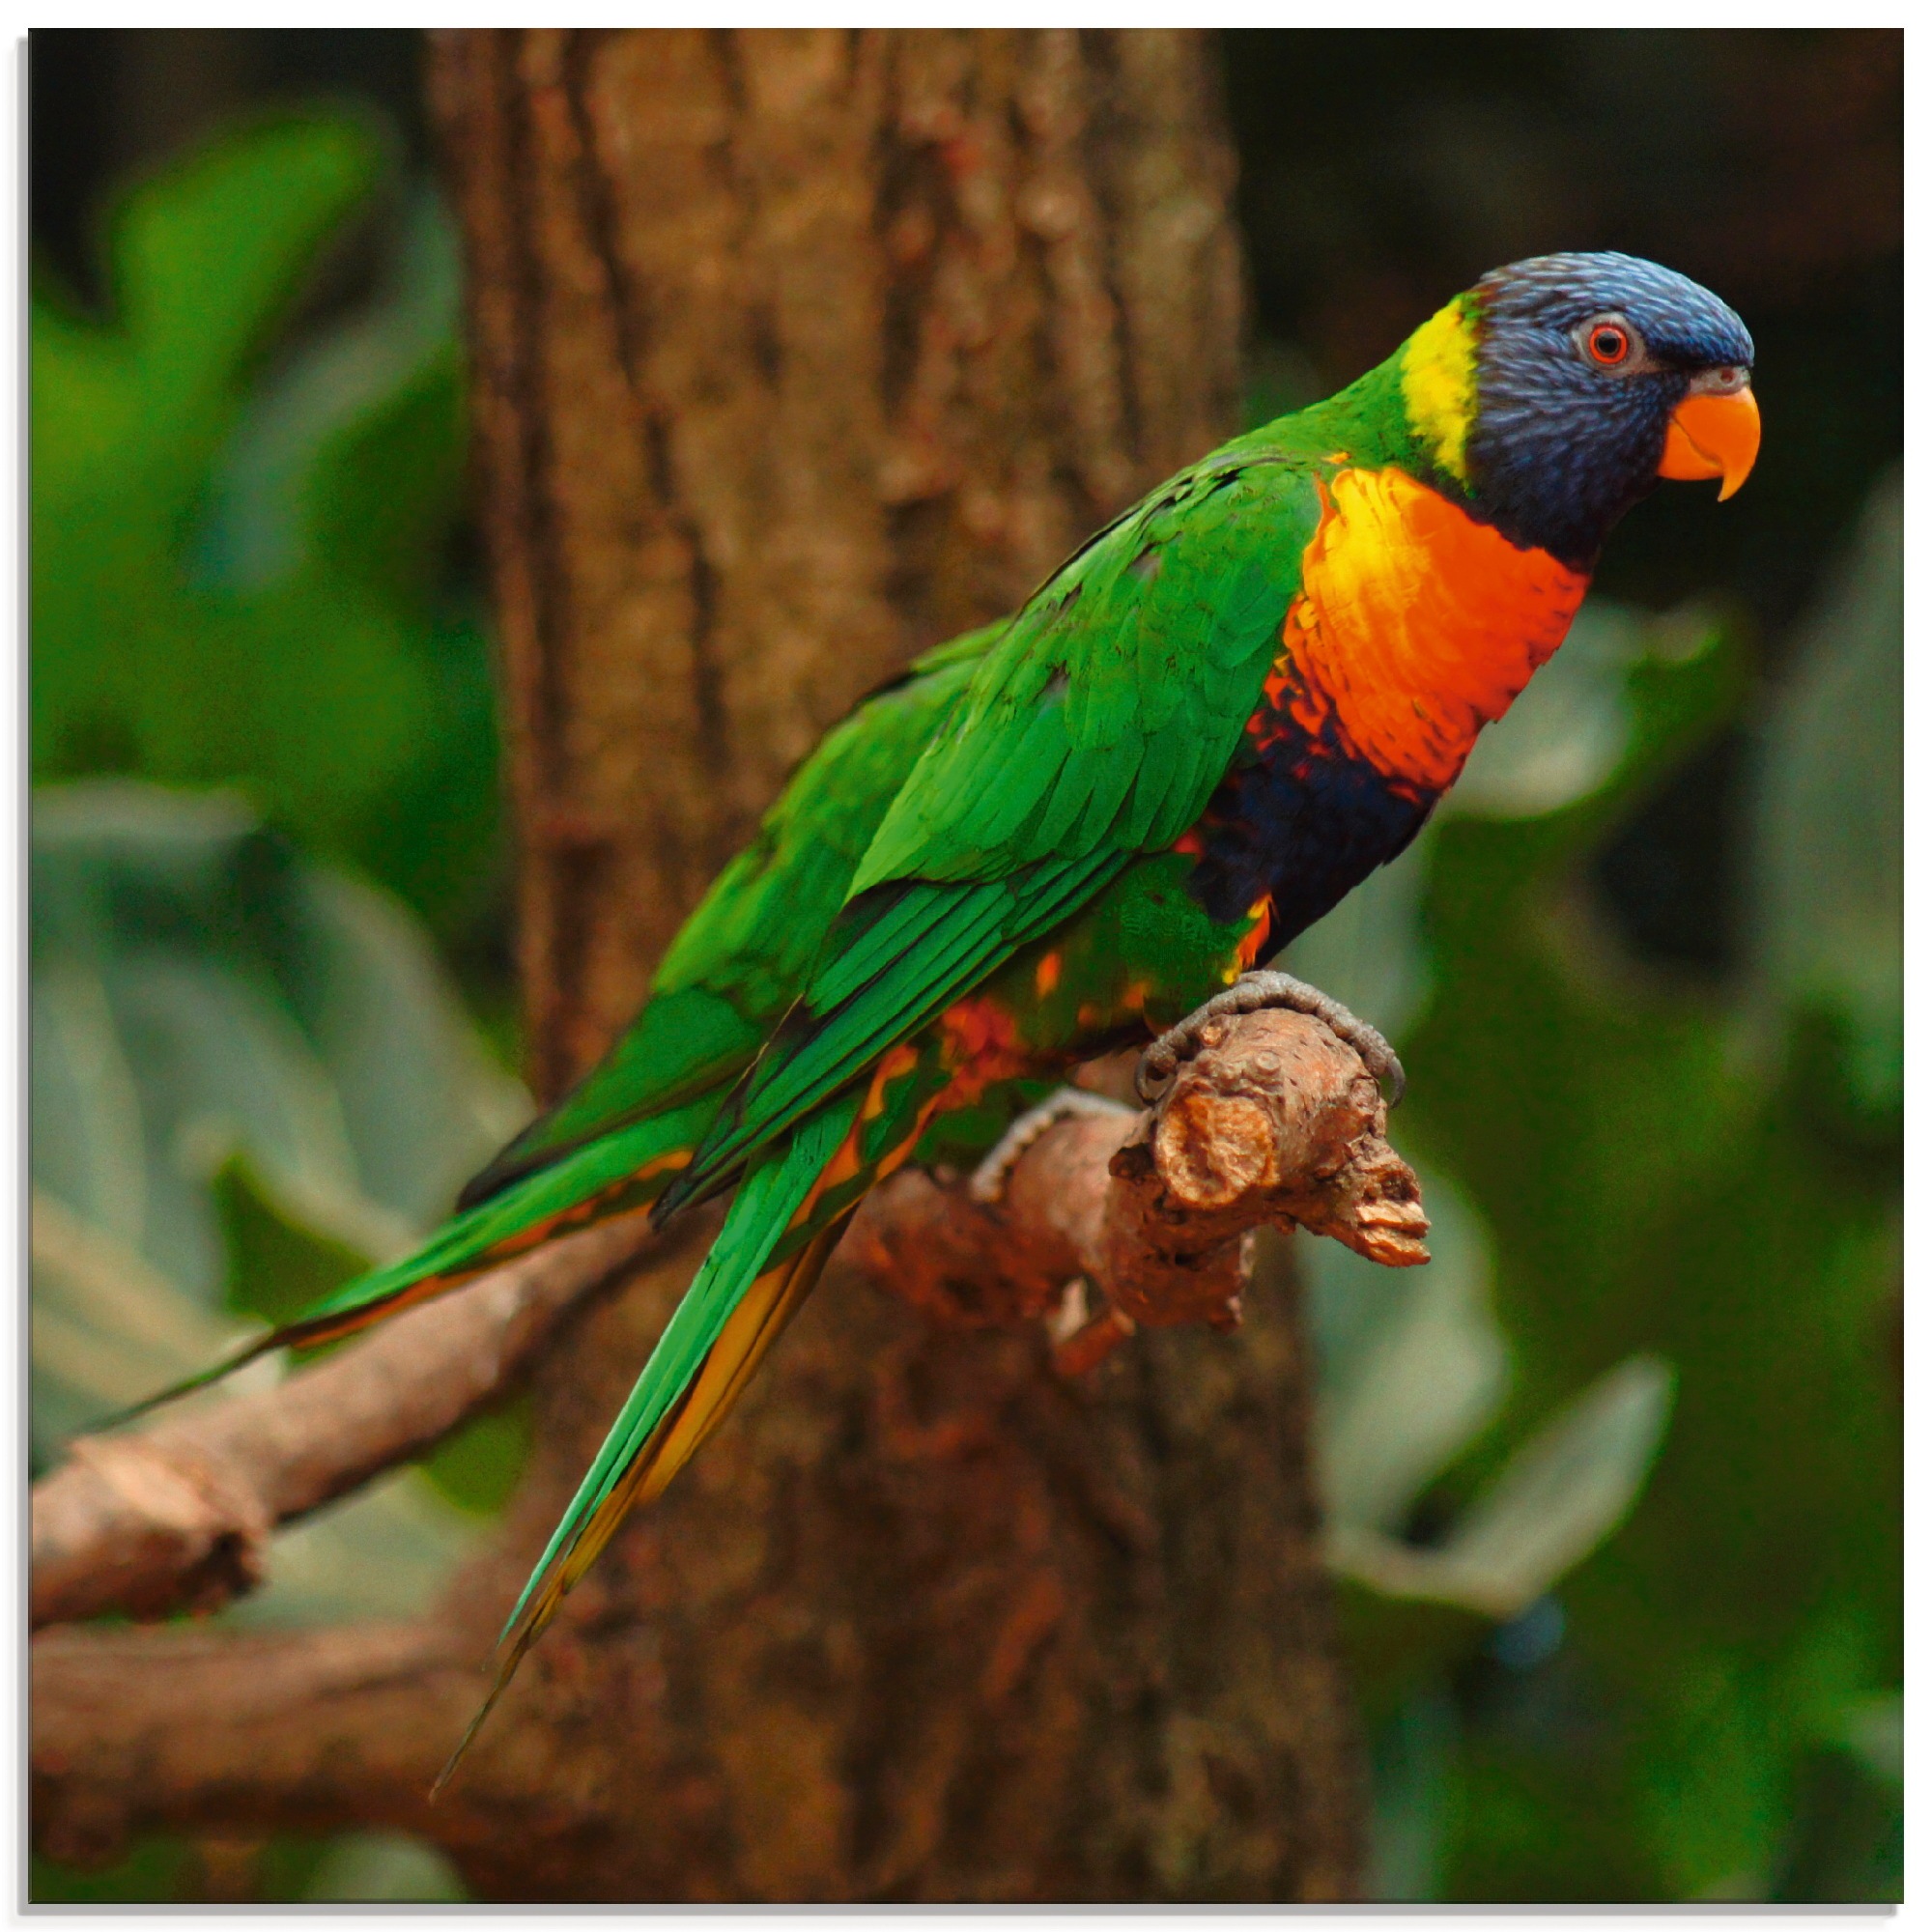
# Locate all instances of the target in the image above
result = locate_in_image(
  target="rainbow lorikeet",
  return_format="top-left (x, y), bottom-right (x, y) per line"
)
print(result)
top-left (129, 252), bottom-right (1759, 1771)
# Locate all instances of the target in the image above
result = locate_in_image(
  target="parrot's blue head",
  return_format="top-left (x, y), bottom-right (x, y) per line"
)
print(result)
top-left (1400, 251), bottom-right (1758, 571)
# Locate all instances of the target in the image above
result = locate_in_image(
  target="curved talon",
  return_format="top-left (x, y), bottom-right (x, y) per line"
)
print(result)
top-left (1136, 971), bottom-right (1405, 1108)
top-left (968, 1088), bottom-right (1136, 1205)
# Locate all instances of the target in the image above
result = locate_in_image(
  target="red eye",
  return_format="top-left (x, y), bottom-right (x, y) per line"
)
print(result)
top-left (1588, 323), bottom-right (1631, 366)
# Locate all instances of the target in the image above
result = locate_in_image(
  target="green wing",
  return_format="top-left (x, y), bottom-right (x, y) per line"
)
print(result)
top-left (456, 625), bottom-right (1003, 1208)
top-left (660, 450), bottom-right (1321, 1216)
top-left (853, 453), bottom-right (1315, 891)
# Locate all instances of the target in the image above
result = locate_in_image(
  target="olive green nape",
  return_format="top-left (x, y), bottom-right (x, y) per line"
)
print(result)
top-left (1240, 293), bottom-right (1480, 486)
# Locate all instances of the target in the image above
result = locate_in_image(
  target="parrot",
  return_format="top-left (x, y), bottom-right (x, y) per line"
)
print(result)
top-left (122, 251), bottom-right (1759, 1781)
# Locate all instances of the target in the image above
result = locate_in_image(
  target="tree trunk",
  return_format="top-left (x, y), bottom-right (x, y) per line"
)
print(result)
top-left (421, 27), bottom-right (1364, 1900)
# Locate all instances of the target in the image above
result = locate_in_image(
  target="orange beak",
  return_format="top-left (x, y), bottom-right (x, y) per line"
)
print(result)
top-left (1658, 385), bottom-right (1760, 501)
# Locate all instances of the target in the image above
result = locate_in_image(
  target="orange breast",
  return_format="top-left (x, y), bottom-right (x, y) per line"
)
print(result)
top-left (1281, 467), bottom-right (1588, 792)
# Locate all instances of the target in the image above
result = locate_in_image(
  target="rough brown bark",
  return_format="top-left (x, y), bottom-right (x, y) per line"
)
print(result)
top-left (440, 26), bottom-right (1242, 1096)
top-left (436, 28), bottom-right (1359, 1899)
top-left (31, 29), bottom-right (1372, 1901)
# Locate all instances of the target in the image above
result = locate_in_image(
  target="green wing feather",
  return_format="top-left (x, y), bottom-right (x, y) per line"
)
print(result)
top-left (659, 854), bottom-right (1127, 1215)
top-left (659, 450), bottom-right (1321, 1217)
top-left (507, 1091), bottom-right (862, 1634)
top-left (850, 454), bottom-right (1315, 891)
top-left (458, 624), bottom-right (1003, 1208)
top-left (435, 1088), bottom-right (866, 1791)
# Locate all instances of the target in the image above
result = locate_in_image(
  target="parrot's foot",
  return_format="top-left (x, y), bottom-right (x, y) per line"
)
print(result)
top-left (1136, 970), bottom-right (1406, 1108)
top-left (969, 1088), bottom-right (1136, 1205)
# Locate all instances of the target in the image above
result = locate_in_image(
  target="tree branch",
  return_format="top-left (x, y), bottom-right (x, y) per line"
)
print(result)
top-left (30, 1212), bottom-right (658, 1630)
top-left (31, 1621), bottom-right (477, 1867)
top-left (843, 1008), bottom-right (1428, 1372)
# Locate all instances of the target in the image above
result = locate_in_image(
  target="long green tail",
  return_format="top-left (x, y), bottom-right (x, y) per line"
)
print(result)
top-left (433, 1088), bottom-right (867, 1793)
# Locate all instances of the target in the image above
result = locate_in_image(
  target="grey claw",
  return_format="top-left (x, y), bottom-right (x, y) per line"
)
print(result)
top-left (969, 1088), bottom-right (1137, 1204)
top-left (1135, 971), bottom-right (1405, 1107)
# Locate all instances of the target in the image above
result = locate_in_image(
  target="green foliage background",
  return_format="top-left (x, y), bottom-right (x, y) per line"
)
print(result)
top-left (33, 111), bottom-right (500, 952)
top-left (30, 75), bottom-right (1899, 1906)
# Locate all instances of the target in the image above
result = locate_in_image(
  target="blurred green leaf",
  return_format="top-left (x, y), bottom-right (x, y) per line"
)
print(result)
top-left (1833, 1691), bottom-right (1902, 1789)
top-left (1367, 1685), bottom-right (1456, 1901)
top-left (203, 186), bottom-right (463, 597)
top-left (33, 114), bottom-right (501, 942)
top-left (1311, 1190), bottom-right (1674, 1690)
top-left (29, 1186), bottom-right (263, 1463)
top-left (111, 115), bottom-right (385, 412)
top-left (31, 781), bottom-right (528, 1445)
top-left (34, 115), bottom-right (387, 789)
top-left (1772, 1744), bottom-right (1904, 1903)
top-left (30, 782), bottom-right (511, 1636)
top-left (300, 1831), bottom-right (469, 1903)
top-left (1311, 1173), bottom-right (1508, 1538)
top-left (419, 1393), bottom-right (536, 1518)
top-left (211, 1150), bottom-right (370, 1330)
top-left (1381, 1355), bottom-right (1672, 1620)
top-left (1747, 466), bottom-right (1902, 1118)
top-left (30, 113), bottom-right (519, 1907)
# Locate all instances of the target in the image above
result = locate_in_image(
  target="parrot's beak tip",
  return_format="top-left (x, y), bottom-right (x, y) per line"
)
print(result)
top-left (1660, 384), bottom-right (1760, 501)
